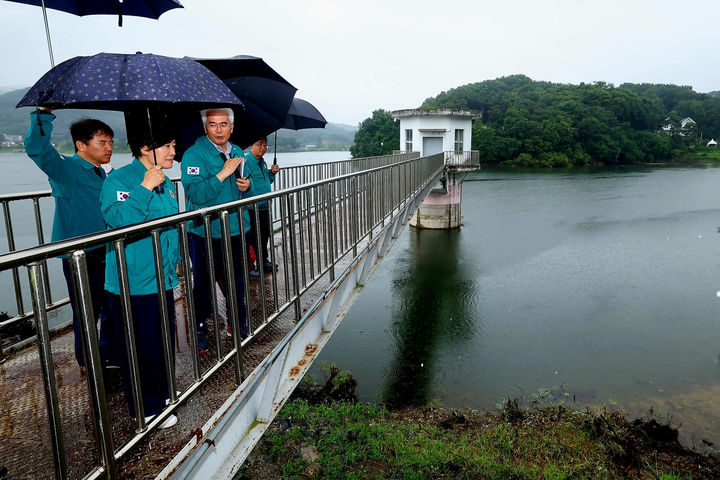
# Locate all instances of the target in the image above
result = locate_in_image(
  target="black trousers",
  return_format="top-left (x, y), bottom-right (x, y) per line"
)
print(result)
top-left (108, 290), bottom-right (175, 417)
top-left (246, 208), bottom-right (271, 266)
top-left (188, 233), bottom-right (248, 337)
top-left (61, 248), bottom-right (115, 367)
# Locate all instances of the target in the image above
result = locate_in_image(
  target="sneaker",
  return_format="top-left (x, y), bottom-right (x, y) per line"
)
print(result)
top-left (145, 414), bottom-right (178, 429)
top-left (198, 331), bottom-right (208, 354)
top-left (263, 261), bottom-right (276, 272)
top-left (249, 268), bottom-right (260, 278)
top-left (226, 324), bottom-right (232, 337)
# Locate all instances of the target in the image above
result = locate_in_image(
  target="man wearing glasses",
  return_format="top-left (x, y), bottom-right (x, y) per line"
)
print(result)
top-left (244, 137), bottom-right (279, 278)
top-left (181, 108), bottom-right (251, 353)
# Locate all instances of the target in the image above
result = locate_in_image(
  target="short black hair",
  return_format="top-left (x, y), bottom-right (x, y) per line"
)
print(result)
top-left (125, 108), bottom-right (178, 158)
top-left (70, 119), bottom-right (114, 152)
top-left (127, 124), bottom-right (176, 158)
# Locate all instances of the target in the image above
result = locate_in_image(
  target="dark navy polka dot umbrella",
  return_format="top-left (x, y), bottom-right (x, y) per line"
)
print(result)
top-left (16, 52), bottom-right (243, 192)
top-left (16, 52), bottom-right (243, 111)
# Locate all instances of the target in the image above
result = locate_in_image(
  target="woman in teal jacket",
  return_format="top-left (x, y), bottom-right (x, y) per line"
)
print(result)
top-left (100, 123), bottom-right (180, 429)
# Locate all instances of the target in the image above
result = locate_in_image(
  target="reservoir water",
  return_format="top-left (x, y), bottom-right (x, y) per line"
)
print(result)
top-left (3, 154), bottom-right (719, 446)
top-left (315, 165), bottom-right (720, 447)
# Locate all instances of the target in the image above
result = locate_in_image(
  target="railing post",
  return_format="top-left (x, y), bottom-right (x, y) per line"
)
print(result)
top-left (114, 240), bottom-right (147, 431)
top-left (32, 198), bottom-right (53, 303)
top-left (266, 203), bottom-right (280, 315)
top-left (286, 194), bottom-right (301, 322)
top-left (220, 211), bottom-right (244, 384)
top-left (351, 176), bottom-right (358, 257)
top-left (151, 229), bottom-right (177, 406)
top-left (3, 201), bottom-right (24, 316)
top-left (250, 206), bottom-right (265, 330)
top-left (27, 261), bottom-right (67, 480)
top-left (203, 216), bottom-right (222, 360)
top-left (178, 223), bottom-right (201, 381)
top-left (69, 250), bottom-right (116, 479)
top-left (296, 190), bottom-right (307, 289)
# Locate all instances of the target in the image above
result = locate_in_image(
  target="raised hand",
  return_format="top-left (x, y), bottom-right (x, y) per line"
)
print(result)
top-left (217, 156), bottom-right (244, 182)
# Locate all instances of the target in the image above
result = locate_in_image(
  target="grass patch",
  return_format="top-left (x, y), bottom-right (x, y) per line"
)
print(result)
top-left (238, 400), bottom-right (719, 479)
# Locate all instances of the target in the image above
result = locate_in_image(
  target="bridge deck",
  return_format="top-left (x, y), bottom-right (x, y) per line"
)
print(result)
top-left (0, 152), bottom-right (450, 479)
top-left (0, 242), bottom-right (347, 479)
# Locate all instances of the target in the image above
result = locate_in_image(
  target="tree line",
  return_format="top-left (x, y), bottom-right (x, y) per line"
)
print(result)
top-left (351, 76), bottom-right (720, 166)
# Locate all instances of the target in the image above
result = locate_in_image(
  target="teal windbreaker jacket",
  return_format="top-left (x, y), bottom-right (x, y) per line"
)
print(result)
top-left (101, 159), bottom-right (180, 295)
top-left (181, 136), bottom-right (251, 238)
top-left (243, 152), bottom-right (275, 210)
top-left (24, 111), bottom-right (107, 243)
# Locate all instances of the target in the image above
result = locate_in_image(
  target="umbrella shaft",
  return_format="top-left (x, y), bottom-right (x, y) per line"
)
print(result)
top-left (40, 0), bottom-right (55, 67)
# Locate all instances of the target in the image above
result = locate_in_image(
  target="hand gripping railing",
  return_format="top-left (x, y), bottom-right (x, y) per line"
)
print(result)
top-left (0, 152), bottom-right (442, 480)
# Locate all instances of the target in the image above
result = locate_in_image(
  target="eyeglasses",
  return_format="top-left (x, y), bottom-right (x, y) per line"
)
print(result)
top-left (207, 122), bottom-right (231, 130)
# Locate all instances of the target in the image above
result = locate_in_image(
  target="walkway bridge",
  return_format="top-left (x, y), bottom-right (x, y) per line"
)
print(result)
top-left (0, 151), bottom-right (479, 479)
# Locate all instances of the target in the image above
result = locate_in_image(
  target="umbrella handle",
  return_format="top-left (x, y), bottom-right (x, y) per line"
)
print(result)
top-left (273, 131), bottom-right (277, 165)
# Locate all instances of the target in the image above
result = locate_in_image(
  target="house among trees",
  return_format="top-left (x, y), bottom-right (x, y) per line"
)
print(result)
top-left (660, 117), bottom-right (696, 136)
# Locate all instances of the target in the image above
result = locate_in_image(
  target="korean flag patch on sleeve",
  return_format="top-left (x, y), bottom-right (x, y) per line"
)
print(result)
top-left (117, 191), bottom-right (129, 202)
top-left (187, 166), bottom-right (200, 175)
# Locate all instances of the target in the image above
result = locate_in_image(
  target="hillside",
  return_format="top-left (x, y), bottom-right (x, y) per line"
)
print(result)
top-left (0, 88), bottom-right (355, 152)
top-left (421, 75), bottom-right (720, 166)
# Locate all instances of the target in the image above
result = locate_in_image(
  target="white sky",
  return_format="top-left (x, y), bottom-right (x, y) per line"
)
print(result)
top-left (1, 0), bottom-right (718, 125)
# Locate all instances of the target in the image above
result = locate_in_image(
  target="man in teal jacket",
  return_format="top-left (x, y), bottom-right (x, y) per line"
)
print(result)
top-left (244, 137), bottom-right (279, 277)
top-left (24, 109), bottom-right (117, 368)
top-left (181, 108), bottom-right (251, 351)
top-left (101, 124), bottom-right (180, 428)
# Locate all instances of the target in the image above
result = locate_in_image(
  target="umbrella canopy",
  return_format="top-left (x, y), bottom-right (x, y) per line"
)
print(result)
top-left (4, 0), bottom-right (183, 65)
top-left (269, 98), bottom-right (327, 165)
top-left (4, 0), bottom-right (182, 20)
top-left (178, 55), bottom-right (298, 151)
top-left (16, 52), bottom-right (243, 111)
top-left (283, 97), bottom-right (327, 130)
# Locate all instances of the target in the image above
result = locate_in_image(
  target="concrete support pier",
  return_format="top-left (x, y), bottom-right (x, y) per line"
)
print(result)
top-left (410, 172), bottom-right (466, 229)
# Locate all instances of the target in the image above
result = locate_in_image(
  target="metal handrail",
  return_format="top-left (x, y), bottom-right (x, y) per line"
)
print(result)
top-left (0, 152), bottom-right (444, 480)
top-left (0, 152), bottom-right (417, 353)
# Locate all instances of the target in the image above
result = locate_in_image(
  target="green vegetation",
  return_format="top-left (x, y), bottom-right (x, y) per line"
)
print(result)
top-left (240, 399), bottom-right (719, 479)
top-left (349, 109), bottom-right (399, 158)
top-left (421, 75), bottom-right (720, 167)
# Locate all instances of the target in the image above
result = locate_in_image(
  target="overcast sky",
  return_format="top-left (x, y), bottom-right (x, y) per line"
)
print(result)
top-left (1, 0), bottom-right (718, 125)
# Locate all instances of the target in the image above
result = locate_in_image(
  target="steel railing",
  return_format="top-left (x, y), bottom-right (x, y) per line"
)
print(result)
top-left (444, 150), bottom-right (480, 165)
top-left (0, 153), bottom-right (416, 356)
top-left (0, 152), bottom-right (443, 480)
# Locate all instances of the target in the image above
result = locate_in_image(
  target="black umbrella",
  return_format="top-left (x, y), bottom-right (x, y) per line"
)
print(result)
top-left (284, 97), bottom-right (327, 130)
top-left (175, 55), bottom-right (297, 158)
top-left (3, 0), bottom-right (183, 66)
top-left (271, 97), bottom-right (327, 165)
top-left (17, 52), bottom-right (243, 191)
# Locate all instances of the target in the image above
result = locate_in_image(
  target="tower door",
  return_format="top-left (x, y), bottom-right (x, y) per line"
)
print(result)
top-left (422, 137), bottom-right (443, 156)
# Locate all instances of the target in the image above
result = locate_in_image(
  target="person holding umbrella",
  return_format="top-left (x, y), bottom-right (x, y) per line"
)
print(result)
top-left (181, 108), bottom-right (251, 352)
top-left (24, 107), bottom-right (118, 370)
top-left (244, 136), bottom-right (279, 278)
top-left (100, 118), bottom-right (180, 428)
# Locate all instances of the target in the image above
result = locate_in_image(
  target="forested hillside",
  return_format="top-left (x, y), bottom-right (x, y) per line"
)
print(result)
top-left (422, 75), bottom-right (720, 166)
